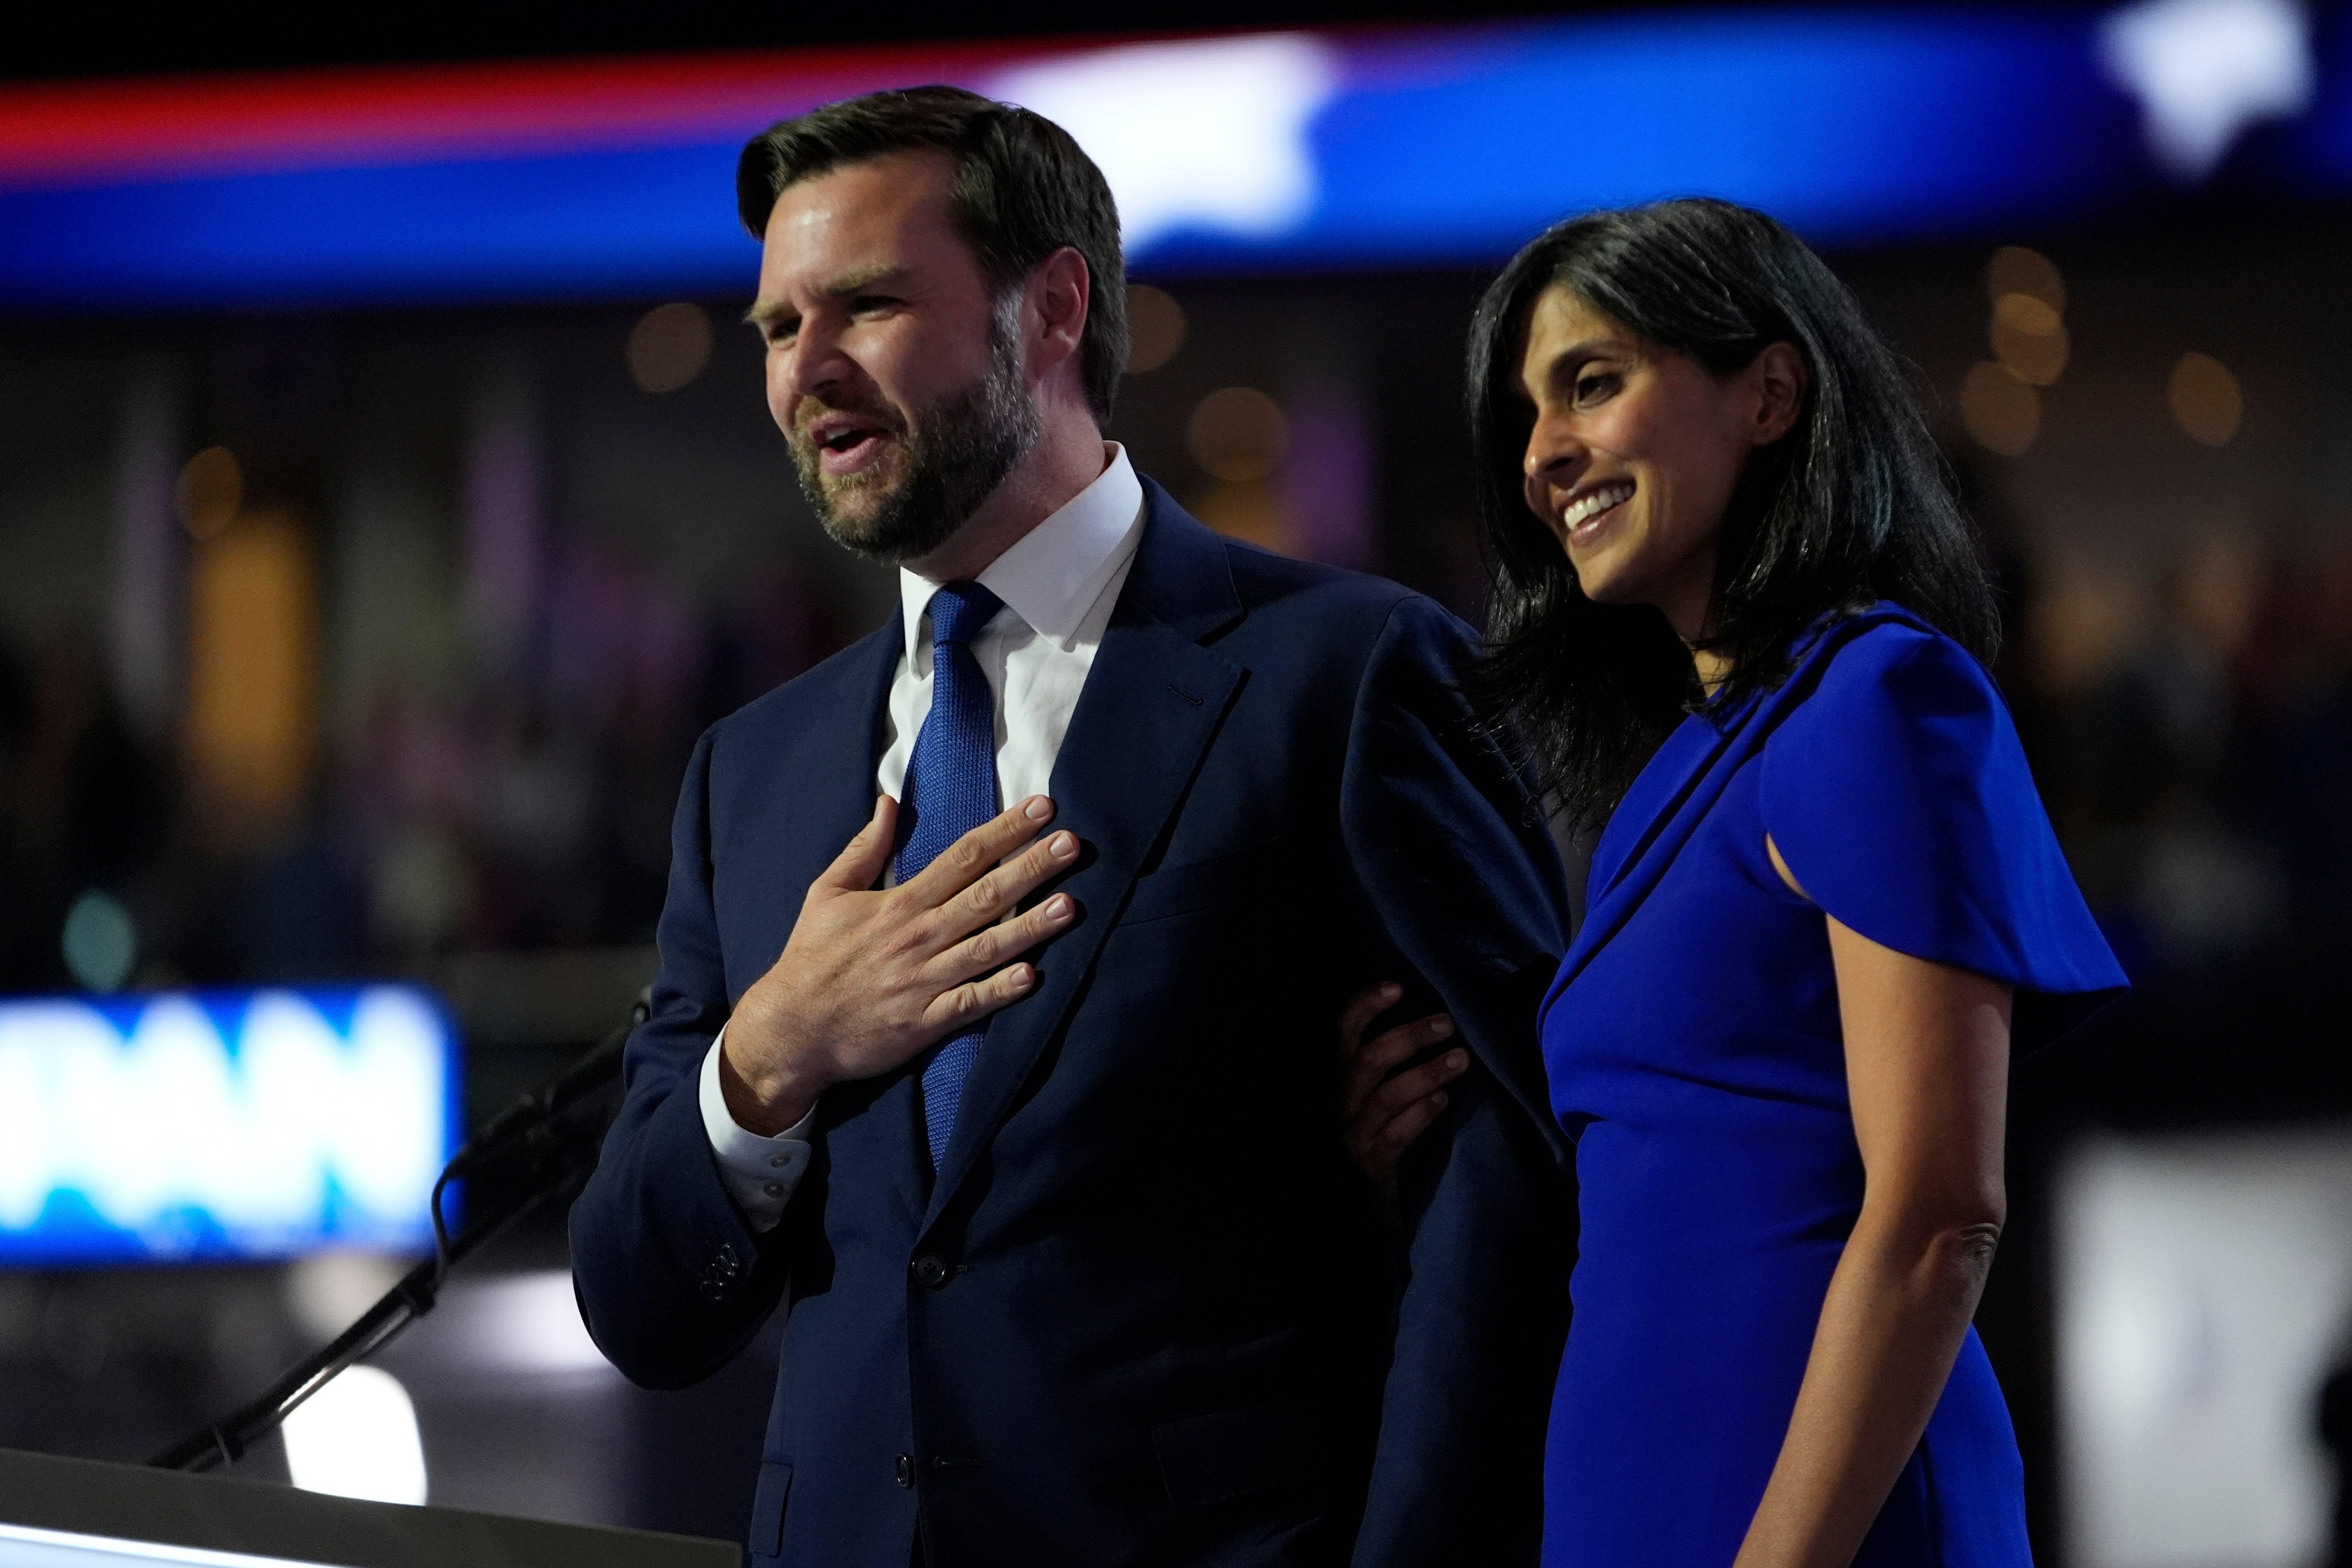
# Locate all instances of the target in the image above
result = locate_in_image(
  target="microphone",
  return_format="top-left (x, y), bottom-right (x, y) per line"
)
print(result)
top-left (150, 989), bottom-right (651, 1474)
top-left (441, 1010), bottom-right (633, 1180)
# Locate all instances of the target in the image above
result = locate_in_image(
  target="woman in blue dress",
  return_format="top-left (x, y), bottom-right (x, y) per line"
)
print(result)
top-left (1342, 200), bottom-right (2124, 1566)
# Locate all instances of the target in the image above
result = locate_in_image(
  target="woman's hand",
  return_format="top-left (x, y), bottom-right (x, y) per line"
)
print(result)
top-left (1337, 982), bottom-right (1469, 1186)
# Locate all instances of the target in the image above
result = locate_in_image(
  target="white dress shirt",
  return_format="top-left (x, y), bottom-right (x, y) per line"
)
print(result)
top-left (701, 445), bottom-right (1148, 1229)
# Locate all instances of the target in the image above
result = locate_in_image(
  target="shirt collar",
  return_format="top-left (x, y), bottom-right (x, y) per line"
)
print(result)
top-left (898, 443), bottom-right (1146, 653)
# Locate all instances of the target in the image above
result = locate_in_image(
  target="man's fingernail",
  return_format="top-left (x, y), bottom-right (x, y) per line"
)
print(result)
top-left (1047, 894), bottom-right (1072, 917)
top-left (1431, 1016), bottom-right (1454, 1037)
top-left (1380, 983), bottom-right (1401, 999)
top-left (1011, 965), bottom-right (1035, 989)
top-left (1432, 1091), bottom-right (1449, 1107)
top-left (1447, 1050), bottom-right (1467, 1069)
top-left (1024, 796), bottom-right (1053, 821)
top-left (1050, 832), bottom-right (1077, 857)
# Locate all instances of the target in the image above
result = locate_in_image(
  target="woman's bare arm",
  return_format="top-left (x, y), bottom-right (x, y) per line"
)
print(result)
top-left (1733, 835), bottom-right (2013, 1568)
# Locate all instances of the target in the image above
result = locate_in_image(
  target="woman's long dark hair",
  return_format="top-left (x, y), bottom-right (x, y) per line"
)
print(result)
top-left (1467, 198), bottom-right (1997, 827)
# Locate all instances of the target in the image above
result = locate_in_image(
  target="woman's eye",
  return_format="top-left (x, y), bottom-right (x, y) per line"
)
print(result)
top-left (1574, 372), bottom-right (1620, 405)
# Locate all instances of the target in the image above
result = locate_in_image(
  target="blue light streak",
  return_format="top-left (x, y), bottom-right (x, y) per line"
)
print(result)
top-left (0, 7), bottom-right (2343, 309)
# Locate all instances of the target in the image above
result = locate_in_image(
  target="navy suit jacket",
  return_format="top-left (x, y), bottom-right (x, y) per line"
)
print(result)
top-left (571, 483), bottom-right (1574, 1567)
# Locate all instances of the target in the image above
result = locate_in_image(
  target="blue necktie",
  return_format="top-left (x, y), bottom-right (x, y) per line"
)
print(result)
top-left (896, 582), bottom-right (1005, 1168)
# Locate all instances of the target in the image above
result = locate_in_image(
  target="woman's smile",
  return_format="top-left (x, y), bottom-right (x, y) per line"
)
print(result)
top-left (1517, 284), bottom-right (1799, 644)
top-left (1558, 478), bottom-right (1635, 545)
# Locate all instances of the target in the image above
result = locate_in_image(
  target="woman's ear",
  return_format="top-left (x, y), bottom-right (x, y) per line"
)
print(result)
top-left (1750, 341), bottom-right (1809, 447)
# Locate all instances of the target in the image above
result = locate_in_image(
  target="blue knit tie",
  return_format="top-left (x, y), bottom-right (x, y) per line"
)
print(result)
top-left (897, 582), bottom-right (1004, 1168)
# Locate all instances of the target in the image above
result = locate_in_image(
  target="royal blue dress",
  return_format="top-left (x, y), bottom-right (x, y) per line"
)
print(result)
top-left (1537, 605), bottom-right (2124, 1567)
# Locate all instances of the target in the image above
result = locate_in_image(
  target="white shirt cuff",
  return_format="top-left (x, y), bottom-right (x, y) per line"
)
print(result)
top-left (699, 1026), bottom-right (815, 1233)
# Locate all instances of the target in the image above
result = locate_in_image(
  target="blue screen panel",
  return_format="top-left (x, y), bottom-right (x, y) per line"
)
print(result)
top-left (1294, 11), bottom-right (2149, 261)
top-left (0, 5), bottom-right (2344, 308)
top-left (2287, 5), bottom-right (2352, 184)
top-left (0, 986), bottom-right (457, 1266)
top-left (0, 145), bottom-right (752, 311)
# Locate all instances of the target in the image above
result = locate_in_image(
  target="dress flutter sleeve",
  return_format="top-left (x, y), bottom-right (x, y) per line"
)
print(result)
top-left (1759, 616), bottom-right (2126, 1049)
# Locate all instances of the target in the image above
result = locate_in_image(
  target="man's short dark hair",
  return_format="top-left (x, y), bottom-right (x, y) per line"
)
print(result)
top-left (738, 86), bottom-right (1129, 425)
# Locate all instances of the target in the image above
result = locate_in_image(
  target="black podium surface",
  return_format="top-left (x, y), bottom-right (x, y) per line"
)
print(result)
top-left (0, 1448), bottom-right (738, 1567)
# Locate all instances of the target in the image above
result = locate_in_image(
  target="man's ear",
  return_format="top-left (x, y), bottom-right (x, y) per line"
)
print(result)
top-left (1750, 341), bottom-right (1809, 447)
top-left (1027, 246), bottom-right (1091, 372)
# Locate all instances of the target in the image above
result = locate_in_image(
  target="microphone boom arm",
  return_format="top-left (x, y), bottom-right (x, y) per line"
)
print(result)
top-left (148, 991), bottom-right (647, 1474)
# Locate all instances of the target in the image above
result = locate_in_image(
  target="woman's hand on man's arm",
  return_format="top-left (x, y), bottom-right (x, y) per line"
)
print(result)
top-left (1337, 981), bottom-right (1469, 1187)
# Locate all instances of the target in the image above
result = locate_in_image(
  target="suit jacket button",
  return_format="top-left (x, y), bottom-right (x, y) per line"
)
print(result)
top-left (910, 1254), bottom-right (950, 1289)
top-left (894, 1453), bottom-right (916, 1489)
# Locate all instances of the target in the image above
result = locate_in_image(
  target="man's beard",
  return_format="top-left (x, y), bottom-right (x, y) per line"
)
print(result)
top-left (791, 302), bottom-right (1041, 565)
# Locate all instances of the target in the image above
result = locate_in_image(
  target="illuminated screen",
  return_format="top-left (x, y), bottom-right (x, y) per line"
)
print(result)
top-left (0, 1522), bottom-right (340, 1567)
top-left (0, 987), bottom-right (456, 1266)
top-left (0, 3), bottom-right (2347, 307)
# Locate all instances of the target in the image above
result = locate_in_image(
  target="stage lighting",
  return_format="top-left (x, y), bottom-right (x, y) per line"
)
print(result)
top-left (0, 986), bottom-right (456, 1265)
top-left (280, 1365), bottom-right (429, 1506)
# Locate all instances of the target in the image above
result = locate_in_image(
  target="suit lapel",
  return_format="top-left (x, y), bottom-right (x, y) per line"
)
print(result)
top-left (923, 486), bottom-right (1242, 1229)
top-left (807, 621), bottom-right (902, 842)
top-left (770, 616), bottom-right (935, 1222)
top-left (732, 614), bottom-right (901, 993)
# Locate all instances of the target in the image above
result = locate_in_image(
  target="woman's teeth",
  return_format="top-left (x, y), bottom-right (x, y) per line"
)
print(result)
top-left (1562, 481), bottom-right (1634, 536)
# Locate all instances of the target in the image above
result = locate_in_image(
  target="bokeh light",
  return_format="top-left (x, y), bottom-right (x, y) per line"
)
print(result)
top-left (2170, 351), bottom-right (2244, 445)
top-left (625, 302), bottom-right (713, 394)
top-left (1986, 244), bottom-right (2067, 312)
top-left (185, 510), bottom-right (317, 816)
top-left (1992, 292), bottom-right (2070, 385)
top-left (60, 891), bottom-right (136, 993)
top-left (173, 446), bottom-right (243, 541)
top-left (1186, 387), bottom-right (1290, 482)
top-left (1125, 284), bottom-right (1189, 374)
top-left (1961, 361), bottom-right (2041, 455)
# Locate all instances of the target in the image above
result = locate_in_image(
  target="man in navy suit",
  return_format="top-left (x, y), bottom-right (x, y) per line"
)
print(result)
top-left (571, 86), bottom-right (1571, 1567)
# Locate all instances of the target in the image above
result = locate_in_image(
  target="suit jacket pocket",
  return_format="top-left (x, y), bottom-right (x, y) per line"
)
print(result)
top-left (1152, 1400), bottom-right (1309, 1509)
top-left (748, 1460), bottom-right (792, 1560)
top-left (1118, 837), bottom-right (1284, 928)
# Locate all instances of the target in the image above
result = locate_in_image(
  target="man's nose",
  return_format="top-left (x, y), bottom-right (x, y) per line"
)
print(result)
top-left (781, 319), bottom-right (850, 402)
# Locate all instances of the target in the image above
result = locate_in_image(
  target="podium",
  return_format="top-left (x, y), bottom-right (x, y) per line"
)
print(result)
top-left (0, 1448), bottom-right (738, 1566)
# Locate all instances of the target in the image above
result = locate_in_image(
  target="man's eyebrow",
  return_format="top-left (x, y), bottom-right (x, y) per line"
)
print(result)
top-left (744, 265), bottom-right (910, 329)
top-left (817, 264), bottom-right (906, 297)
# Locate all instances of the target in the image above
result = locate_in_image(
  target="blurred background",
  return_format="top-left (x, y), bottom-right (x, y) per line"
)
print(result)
top-left (4, 1), bottom-right (2352, 1563)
